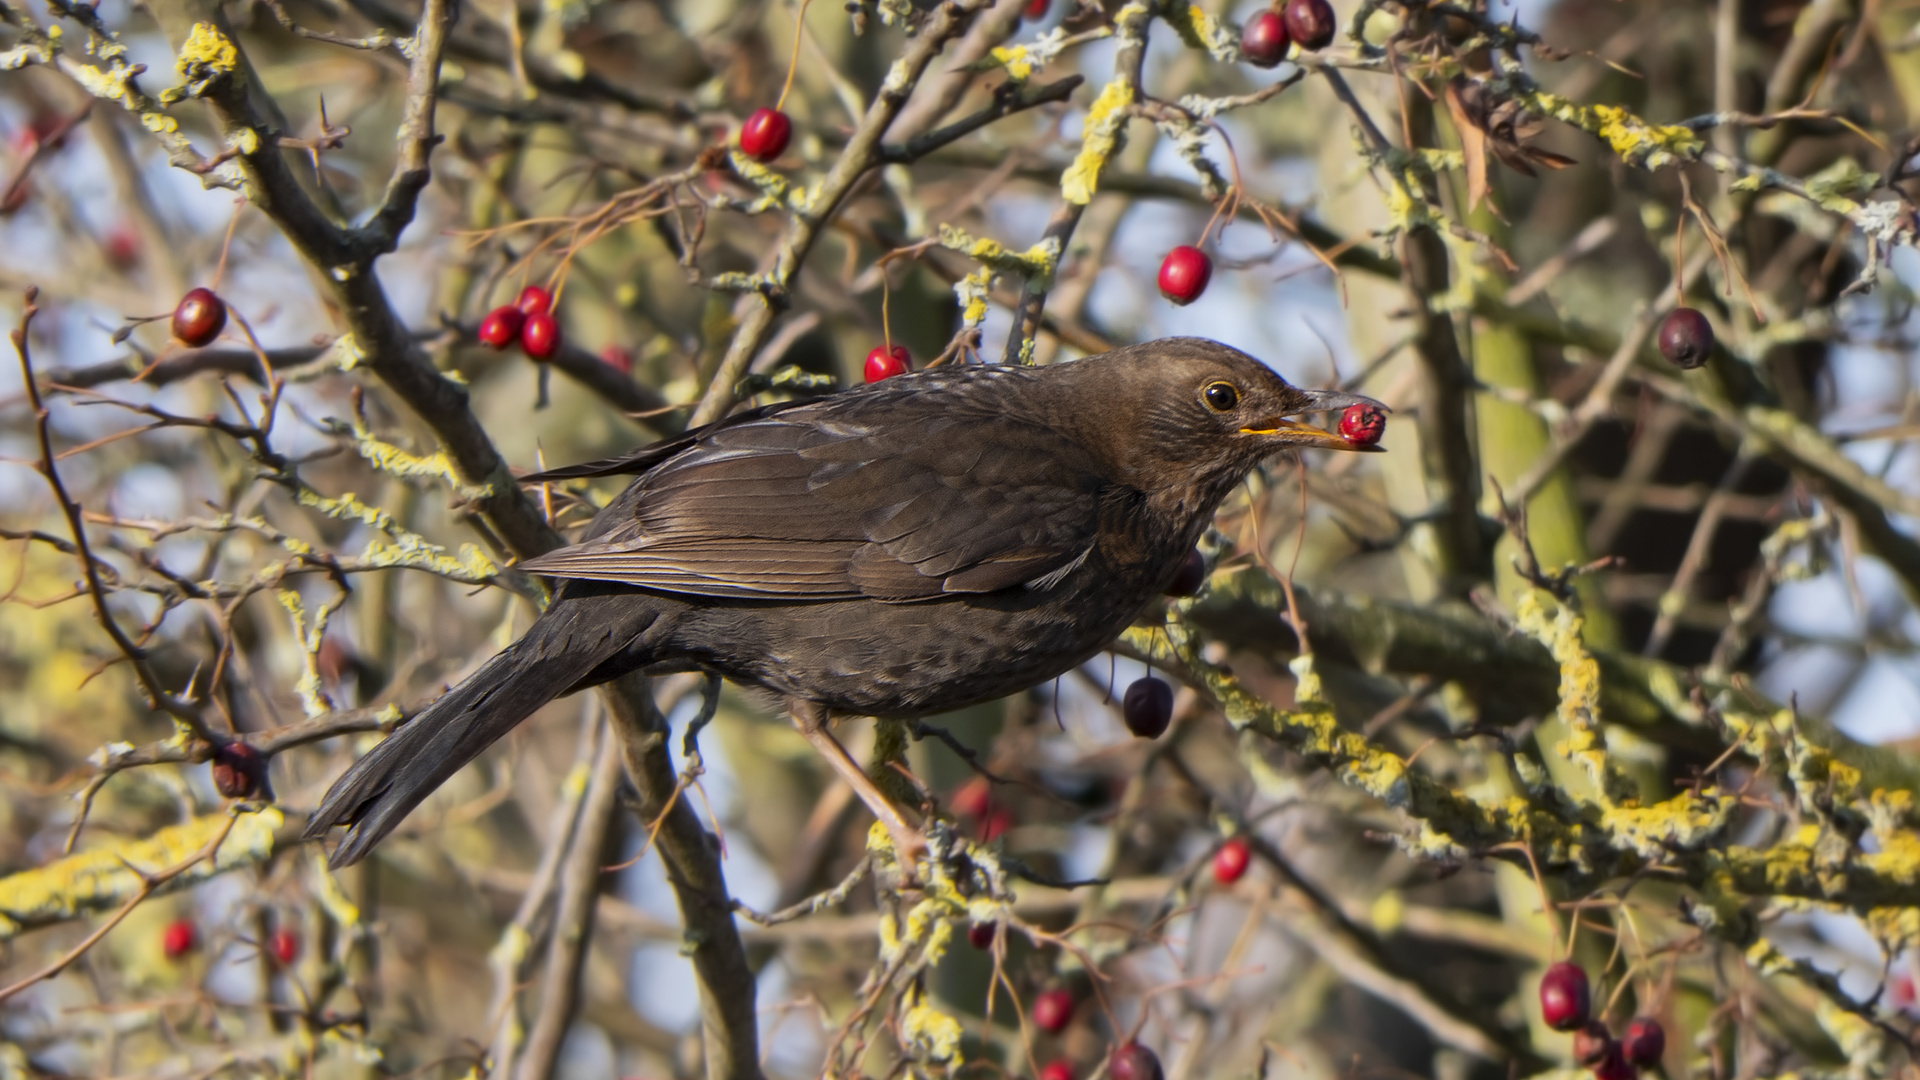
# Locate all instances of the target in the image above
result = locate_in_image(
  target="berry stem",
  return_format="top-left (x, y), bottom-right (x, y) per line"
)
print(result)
top-left (212, 198), bottom-right (245, 291)
top-left (1672, 208), bottom-right (1685, 309)
top-left (881, 271), bottom-right (892, 353)
top-left (775, 0), bottom-right (815, 113)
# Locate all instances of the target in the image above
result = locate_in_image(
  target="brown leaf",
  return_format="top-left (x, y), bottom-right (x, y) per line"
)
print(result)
top-left (1445, 79), bottom-right (1490, 212)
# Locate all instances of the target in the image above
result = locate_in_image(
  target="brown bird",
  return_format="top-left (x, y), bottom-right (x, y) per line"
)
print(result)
top-left (305, 337), bottom-right (1384, 867)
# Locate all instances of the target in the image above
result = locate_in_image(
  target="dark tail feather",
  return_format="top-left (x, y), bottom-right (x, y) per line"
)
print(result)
top-left (304, 591), bottom-right (660, 867)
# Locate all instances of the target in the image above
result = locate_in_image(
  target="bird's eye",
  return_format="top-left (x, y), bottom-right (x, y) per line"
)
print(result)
top-left (1203, 381), bottom-right (1240, 411)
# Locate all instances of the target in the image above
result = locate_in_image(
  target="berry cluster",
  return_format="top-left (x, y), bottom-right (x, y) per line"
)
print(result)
top-left (1240, 0), bottom-right (1336, 66)
top-left (479, 286), bottom-right (563, 361)
top-left (1541, 962), bottom-right (1666, 1078)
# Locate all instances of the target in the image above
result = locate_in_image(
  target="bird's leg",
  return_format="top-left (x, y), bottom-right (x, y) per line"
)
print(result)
top-left (788, 698), bottom-right (926, 871)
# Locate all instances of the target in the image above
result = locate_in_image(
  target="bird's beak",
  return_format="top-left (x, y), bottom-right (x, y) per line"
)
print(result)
top-left (1239, 387), bottom-right (1391, 452)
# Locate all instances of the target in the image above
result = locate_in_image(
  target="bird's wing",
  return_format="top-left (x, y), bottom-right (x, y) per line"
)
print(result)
top-left (513, 403), bottom-right (1109, 601)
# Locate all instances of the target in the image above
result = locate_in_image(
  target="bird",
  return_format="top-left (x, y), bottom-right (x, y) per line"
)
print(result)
top-left (304, 337), bottom-right (1385, 867)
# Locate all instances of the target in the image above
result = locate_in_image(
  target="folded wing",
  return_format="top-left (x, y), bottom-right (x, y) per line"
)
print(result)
top-left (514, 396), bottom-right (1108, 602)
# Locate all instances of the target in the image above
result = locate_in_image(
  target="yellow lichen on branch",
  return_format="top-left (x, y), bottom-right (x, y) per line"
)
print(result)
top-left (1061, 77), bottom-right (1135, 205)
top-left (0, 809), bottom-right (282, 939)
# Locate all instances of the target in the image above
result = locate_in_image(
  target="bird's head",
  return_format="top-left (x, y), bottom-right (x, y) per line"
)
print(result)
top-left (1051, 337), bottom-right (1388, 491)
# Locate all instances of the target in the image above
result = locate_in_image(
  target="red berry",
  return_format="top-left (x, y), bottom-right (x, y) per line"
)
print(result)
top-left (1283, 0), bottom-right (1336, 49)
top-left (1540, 962), bottom-right (1592, 1031)
top-left (1592, 1040), bottom-right (1636, 1080)
top-left (516, 285), bottom-right (553, 315)
top-left (1241, 10), bottom-right (1291, 66)
top-left (1122, 676), bottom-right (1173, 739)
top-left (270, 926), bottom-right (300, 965)
top-left (950, 775), bottom-right (993, 820)
top-left (968, 922), bottom-right (996, 949)
top-left (522, 311), bottom-right (563, 361)
top-left (1571, 1021), bottom-right (1614, 1067)
top-left (1040, 1063), bottom-right (1075, 1080)
top-left (979, 807), bottom-right (1015, 841)
top-left (865, 344), bottom-right (911, 383)
top-left (601, 346), bottom-right (634, 374)
top-left (162, 918), bottom-right (197, 960)
top-left (1157, 245), bottom-right (1212, 305)
top-left (1213, 836), bottom-right (1252, 884)
top-left (1023, 0), bottom-right (1049, 18)
top-left (1657, 307), bottom-right (1714, 369)
top-left (211, 741), bottom-right (269, 801)
top-left (1622, 1017), bottom-right (1665, 1069)
top-left (1110, 1043), bottom-right (1164, 1080)
top-left (1033, 988), bottom-right (1076, 1034)
top-left (478, 305), bottom-right (524, 349)
top-left (171, 287), bottom-right (227, 347)
top-left (1339, 403), bottom-right (1387, 446)
top-left (1165, 548), bottom-right (1206, 597)
top-left (740, 108), bottom-right (792, 163)
top-left (105, 225), bottom-right (140, 268)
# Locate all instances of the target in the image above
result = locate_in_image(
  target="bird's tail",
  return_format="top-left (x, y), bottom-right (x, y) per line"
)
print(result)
top-left (303, 587), bottom-right (662, 867)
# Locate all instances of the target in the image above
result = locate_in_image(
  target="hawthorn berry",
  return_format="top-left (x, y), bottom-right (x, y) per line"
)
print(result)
top-left (1213, 836), bottom-right (1252, 884)
top-left (1571, 1021), bottom-right (1614, 1068)
top-left (601, 345), bottom-right (635, 374)
top-left (1040, 1063), bottom-right (1075, 1080)
top-left (479, 306), bottom-right (524, 349)
top-left (1110, 1043), bottom-right (1165, 1080)
top-left (968, 922), bottom-right (996, 949)
top-left (1122, 676), bottom-right (1174, 739)
top-left (740, 108), bottom-right (793, 163)
top-left (1032, 987), bottom-right (1076, 1034)
top-left (1339, 403), bottom-right (1387, 446)
top-left (162, 918), bottom-right (197, 960)
top-left (1241, 10), bottom-right (1290, 67)
top-left (979, 807), bottom-right (1015, 842)
top-left (1657, 307), bottom-right (1714, 370)
top-left (1622, 1017), bottom-right (1665, 1069)
top-left (1592, 1040), bottom-right (1636, 1080)
top-left (950, 775), bottom-right (993, 820)
top-left (516, 285), bottom-right (553, 315)
top-left (1283, 0), bottom-right (1336, 49)
top-left (865, 344), bottom-right (911, 383)
top-left (105, 224), bottom-right (140, 269)
top-left (211, 741), bottom-right (269, 801)
top-left (270, 926), bottom-right (301, 966)
top-left (522, 311), bottom-right (563, 361)
top-left (1023, 0), bottom-right (1049, 19)
top-left (1540, 961), bottom-right (1592, 1031)
top-left (1157, 245), bottom-right (1212, 306)
top-left (171, 287), bottom-right (227, 348)
top-left (1165, 548), bottom-right (1206, 597)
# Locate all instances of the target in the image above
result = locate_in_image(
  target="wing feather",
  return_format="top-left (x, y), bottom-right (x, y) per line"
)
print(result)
top-left (515, 375), bottom-right (1110, 601)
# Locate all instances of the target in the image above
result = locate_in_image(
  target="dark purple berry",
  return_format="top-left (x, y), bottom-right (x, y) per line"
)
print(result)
top-left (1622, 1017), bottom-right (1665, 1069)
top-left (1165, 548), bottom-right (1206, 597)
top-left (1282, 0), bottom-right (1336, 49)
top-left (1241, 10), bottom-right (1290, 67)
top-left (1122, 676), bottom-right (1173, 739)
top-left (1657, 307), bottom-right (1714, 369)
top-left (1571, 1021), bottom-right (1614, 1067)
top-left (1110, 1043), bottom-right (1164, 1080)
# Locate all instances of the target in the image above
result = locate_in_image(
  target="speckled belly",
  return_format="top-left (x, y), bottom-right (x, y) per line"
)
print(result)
top-left (668, 567), bottom-right (1162, 717)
